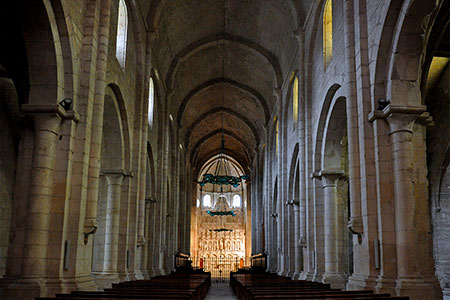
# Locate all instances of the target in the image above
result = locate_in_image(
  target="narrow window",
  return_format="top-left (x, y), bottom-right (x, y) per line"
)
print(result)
top-left (232, 195), bottom-right (241, 207)
top-left (323, 0), bottom-right (332, 69)
top-left (116, 0), bottom-right (128, 68)
top-left (293, 76), bottom-right (299, 124)
top-left (148, 77), bottom-right (155, 126)
top-left (203, 194), bottom-right (211, 207)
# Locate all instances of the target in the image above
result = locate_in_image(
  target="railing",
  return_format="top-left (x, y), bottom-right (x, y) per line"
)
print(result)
top-left (250, 252), bottom-right (267, 269)
top-left (190, 256), bottom-right (251, 282)
top-left (174, 252), bottom-right (192, 270)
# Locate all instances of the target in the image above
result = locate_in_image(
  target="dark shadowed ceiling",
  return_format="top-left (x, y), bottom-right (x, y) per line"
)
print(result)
top-left (144, 0), bottom-right (313, 173)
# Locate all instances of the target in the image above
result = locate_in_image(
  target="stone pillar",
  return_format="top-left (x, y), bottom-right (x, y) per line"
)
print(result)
top-left (269, 208), bottom-right (278, 272)
top-left (292, 199), bottom-right (302, 278)
top-left (342, 0), bottom-right (363, 237)
top-left (101, 170), bottom-right (124, 276)
top-left (139, 197), bottom-right (151, 279)
top-left (384, 106), bottom-right (442, 300)
top-left (320, 170), bottom-right (346, 289)
top-left (7, 104), bottom-right (64, 298)
top-left (369, 111), bottom-right (397, 294)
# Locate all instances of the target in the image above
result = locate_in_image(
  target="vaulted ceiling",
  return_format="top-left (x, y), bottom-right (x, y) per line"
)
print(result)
top-left (144, 0), bottom-right (313, 173)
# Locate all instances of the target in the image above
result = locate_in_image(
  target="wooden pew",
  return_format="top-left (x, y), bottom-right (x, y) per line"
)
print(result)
top-left (230, 272), bottom-right (409, 300)
top-left (36, 272), bottom-right (210, 300)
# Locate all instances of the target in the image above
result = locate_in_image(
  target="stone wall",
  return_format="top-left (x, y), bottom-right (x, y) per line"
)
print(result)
top-left (428, 65), bottom-right (450, 298)
top-left (0, 100), bottom-right (16, 278)
top-left (0, 1), bottom-right (448, 300)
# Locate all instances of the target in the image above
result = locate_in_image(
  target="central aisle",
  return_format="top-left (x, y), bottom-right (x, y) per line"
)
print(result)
top-left (205, 283), bottom-right (238, 300)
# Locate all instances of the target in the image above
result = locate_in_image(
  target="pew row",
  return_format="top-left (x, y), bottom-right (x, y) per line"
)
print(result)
top-left (230, 272), bottom-right (409, 300)
top-left (36, 272), bottom-right (210, 300)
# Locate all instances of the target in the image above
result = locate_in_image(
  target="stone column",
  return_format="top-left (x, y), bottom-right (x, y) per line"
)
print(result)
top-left (16, 104), bottom-right (64, 297)
top-left (139, 197), bottom-right (151, 279)
top-left (384, 106), bottom-right (442, 299)
top-left (342, 0), bottom-right (363, 237)
top-left (21, 106), bottom-right (63, 271)
top-left (285, 200), bottom-right (295, 277)
top-left (102, 170), bottom-right (124, 275)
top-left (292, 199), bottom-right (302, 278)
top-left (320, 170), bottom-right (346, 289)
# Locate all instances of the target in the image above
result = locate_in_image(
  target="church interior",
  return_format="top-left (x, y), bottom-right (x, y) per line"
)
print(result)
top-left (0, 0), bottom-right (449, 299)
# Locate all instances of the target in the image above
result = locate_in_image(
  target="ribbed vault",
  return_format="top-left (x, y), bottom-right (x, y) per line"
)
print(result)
top-left (145, 0), bottom-right (313, 171)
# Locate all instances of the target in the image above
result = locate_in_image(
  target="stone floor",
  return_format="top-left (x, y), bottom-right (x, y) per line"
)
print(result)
top-left (205, 283), bottom-right (238, 300)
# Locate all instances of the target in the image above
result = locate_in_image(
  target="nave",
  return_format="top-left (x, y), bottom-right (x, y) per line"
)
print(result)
top-left (0, 0), bottom-right (449, 300)
top-left (34, 263), bottom-right (412, 300)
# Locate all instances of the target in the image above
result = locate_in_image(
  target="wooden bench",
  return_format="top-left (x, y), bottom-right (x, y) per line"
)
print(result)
top-left (36, 272), bottom-right (210, 300)
top-left (230, 272), bottom-right (409, 300)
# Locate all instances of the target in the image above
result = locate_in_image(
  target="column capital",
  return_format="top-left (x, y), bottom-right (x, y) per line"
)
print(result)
top-left (368, 104), bottom-right (429, 134)
top-left (347, 217), bottom-right (363, 239)
top-left (22, 103), bottom-right (80, 124)
top-left (286, 198), bottom-right (299, 206)
top-left (386, 114), bottom-right (419, 135)
top-left (145, 197), bottom-right (157, 204)
top-left (101, 169), bottom-right (126, 185)
top-left (101, 169), bottom-right (132, 177)
top-left (298, 238), bottom-right (307, 247)
top-left (319, 170), bottom-right (345, 187)
top-left (137, 236), bottom-right (146, 246)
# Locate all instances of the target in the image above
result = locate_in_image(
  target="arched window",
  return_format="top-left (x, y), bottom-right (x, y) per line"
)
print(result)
top-left (232, 195), bottom-right (241, 207)
top-left (196, 199), bottom-right (200, 208)
top-left (148, 77), bottom-right (155, 126)
top-left (323, 0), bottom-right (332, 69)
top-left (292, 76), bottom-right (299, 124)
top-left (203, 194), bottom-right (211, 207)
top-left (116, 0), bottom-right (128, 68)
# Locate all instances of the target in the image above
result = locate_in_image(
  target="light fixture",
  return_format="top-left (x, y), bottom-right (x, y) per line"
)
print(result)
top-left (59, 98), bottom-right (73, 110)
top-left (206, 210), bottom-right (236, 217)
top-left (209, 228), bottom-right (233, 232)
top-left (377, 98), bottom-right (390, 110)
